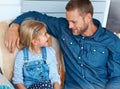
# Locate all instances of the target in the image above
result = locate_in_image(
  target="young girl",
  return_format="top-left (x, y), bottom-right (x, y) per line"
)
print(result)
top-left (12, 20), bottom-right (60, 89)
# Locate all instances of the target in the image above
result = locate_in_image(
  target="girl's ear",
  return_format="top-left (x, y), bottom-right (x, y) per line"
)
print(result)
top-left (31, 39), bottom-right (37, 46)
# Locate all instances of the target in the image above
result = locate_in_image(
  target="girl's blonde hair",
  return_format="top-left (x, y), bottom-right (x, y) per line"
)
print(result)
top-left (20, 20), bottom-right (46, 49)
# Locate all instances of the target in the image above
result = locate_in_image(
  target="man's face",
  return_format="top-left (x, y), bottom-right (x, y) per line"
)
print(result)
top-left (66, 9), bottom-right (89, 35)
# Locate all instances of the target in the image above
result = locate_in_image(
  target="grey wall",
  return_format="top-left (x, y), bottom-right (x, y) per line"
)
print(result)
top-left (107, 0), bottom-right (120, 33)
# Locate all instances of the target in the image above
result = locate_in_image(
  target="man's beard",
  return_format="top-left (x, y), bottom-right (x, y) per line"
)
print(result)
top-left (78, 23), bottom-right (88, 35)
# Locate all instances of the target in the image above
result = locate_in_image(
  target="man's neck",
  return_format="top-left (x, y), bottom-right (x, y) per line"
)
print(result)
top-left (82, 22), bottom-right (97, 37)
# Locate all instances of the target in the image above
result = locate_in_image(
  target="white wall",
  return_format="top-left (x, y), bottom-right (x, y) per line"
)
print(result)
top-left (0, 0), bottom-right (21, 21)
top-left (0, 0), bottom-right (21, 67)
top-left (22, 0), bottom-right (111, 27)
top-left (0, 0), bottom-right (111, 26)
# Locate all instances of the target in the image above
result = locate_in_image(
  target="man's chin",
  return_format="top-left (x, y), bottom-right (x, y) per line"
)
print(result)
top-left (72, 32), bottom-right (79, 35)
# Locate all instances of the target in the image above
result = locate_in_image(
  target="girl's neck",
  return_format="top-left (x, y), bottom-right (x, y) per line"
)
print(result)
top-left (29, 47), bottom-right (41, 54)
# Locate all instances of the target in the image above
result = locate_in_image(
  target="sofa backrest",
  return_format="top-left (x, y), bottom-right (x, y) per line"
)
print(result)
top-left (0, 20), bottom-right (18, 81)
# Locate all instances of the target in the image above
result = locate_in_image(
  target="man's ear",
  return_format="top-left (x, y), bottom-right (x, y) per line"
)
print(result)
top-left (85, 13), bottom-right (92, 23)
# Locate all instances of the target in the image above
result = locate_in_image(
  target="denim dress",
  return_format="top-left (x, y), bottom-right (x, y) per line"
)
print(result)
top-left (22, 47), bottom-right (53, 89)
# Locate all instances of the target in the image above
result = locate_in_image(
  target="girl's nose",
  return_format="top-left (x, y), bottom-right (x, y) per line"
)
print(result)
top-left (47, 33), bottom-right (50, 38)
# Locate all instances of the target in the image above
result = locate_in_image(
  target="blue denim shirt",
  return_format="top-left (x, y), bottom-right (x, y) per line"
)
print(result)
top-left (11, 11), bottom-right (120, 89)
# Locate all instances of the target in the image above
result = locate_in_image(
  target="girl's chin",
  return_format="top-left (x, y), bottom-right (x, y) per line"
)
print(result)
top-left (41, 45), bottom-right (47, 48)
top-left (44, 44), bottom-right (49, 46)
top-left (42, 42), bottom-right (49, 47)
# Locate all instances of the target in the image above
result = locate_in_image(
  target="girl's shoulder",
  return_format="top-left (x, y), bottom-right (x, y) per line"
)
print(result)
top-left (16, 49), bottom-right (24, 57)
top-left (45, 46), bottom-right (57, 64)
top-left (45, 46), bottom-right (55, 55)
top-left (45, 46), bottom-right (56, 60)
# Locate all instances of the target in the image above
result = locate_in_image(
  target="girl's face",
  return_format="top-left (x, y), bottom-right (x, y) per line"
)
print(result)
top-left (33, 27), bottom-right (50, 47)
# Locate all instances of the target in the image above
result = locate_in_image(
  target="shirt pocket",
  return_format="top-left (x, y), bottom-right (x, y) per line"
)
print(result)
top-left (61, 34), bottom-right (79, 54)
top-left (61, 34), bottom-right (73, 45)
top-left (87, 46), bottom-right (108, 67)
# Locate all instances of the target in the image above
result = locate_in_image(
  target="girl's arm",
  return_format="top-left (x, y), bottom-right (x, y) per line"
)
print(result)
top-left (53, 82), bottom-right (60, 89)
top-left (15, 84), bottom-right (26, 89)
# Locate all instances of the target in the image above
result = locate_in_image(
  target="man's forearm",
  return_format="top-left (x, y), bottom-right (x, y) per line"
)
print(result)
top-left (9, 23), bottom-right (20, 32)
top-left (105, 77), bottom-right (120, 89)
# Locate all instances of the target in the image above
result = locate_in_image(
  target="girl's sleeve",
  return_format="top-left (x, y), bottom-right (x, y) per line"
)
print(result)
top-left (47, 47), bottom-right (60, 85)
top-left (12, 50), bottom-right (24, 84)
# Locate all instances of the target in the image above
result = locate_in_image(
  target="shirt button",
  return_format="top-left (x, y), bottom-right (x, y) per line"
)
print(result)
top-left (81, 64), bottom-right (83, 67)
top-left (62, 38), bottom-right (65, 40)
top-left (82, 37), bottom-right (85, 39)
top-left (81, 47), bottom-right (83, 49)
top-left (102, 51), bottom-right (105, 54)
top-left (25, 60), bottom-right (28, 63)
top-left (82, 75), bottom-right (85, 78)
top-left (37, 67), bottom-right (40, 70)
top-left (93, 49), bottom-right (96, 52)
top-left (70, 42), bottom-right (73, 44)
top-left (35, 61), bottom-right (39, 64)
top-left (78, 57), bottom-right (81, 59)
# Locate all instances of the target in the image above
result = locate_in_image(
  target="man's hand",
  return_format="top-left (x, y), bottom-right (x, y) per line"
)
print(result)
top-left (4, 23), bottom-right (20, 53)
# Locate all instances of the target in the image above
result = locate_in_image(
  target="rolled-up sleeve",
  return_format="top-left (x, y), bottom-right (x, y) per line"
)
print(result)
top-left (106, 37), bottom-right (120, 89)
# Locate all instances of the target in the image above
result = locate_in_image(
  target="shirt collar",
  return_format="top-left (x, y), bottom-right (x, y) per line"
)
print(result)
top-left (90, 18), bottom-right (104, 41)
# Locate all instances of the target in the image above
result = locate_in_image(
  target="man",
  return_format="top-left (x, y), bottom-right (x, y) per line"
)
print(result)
top-left (4, 0), bottom-right (120, 89)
